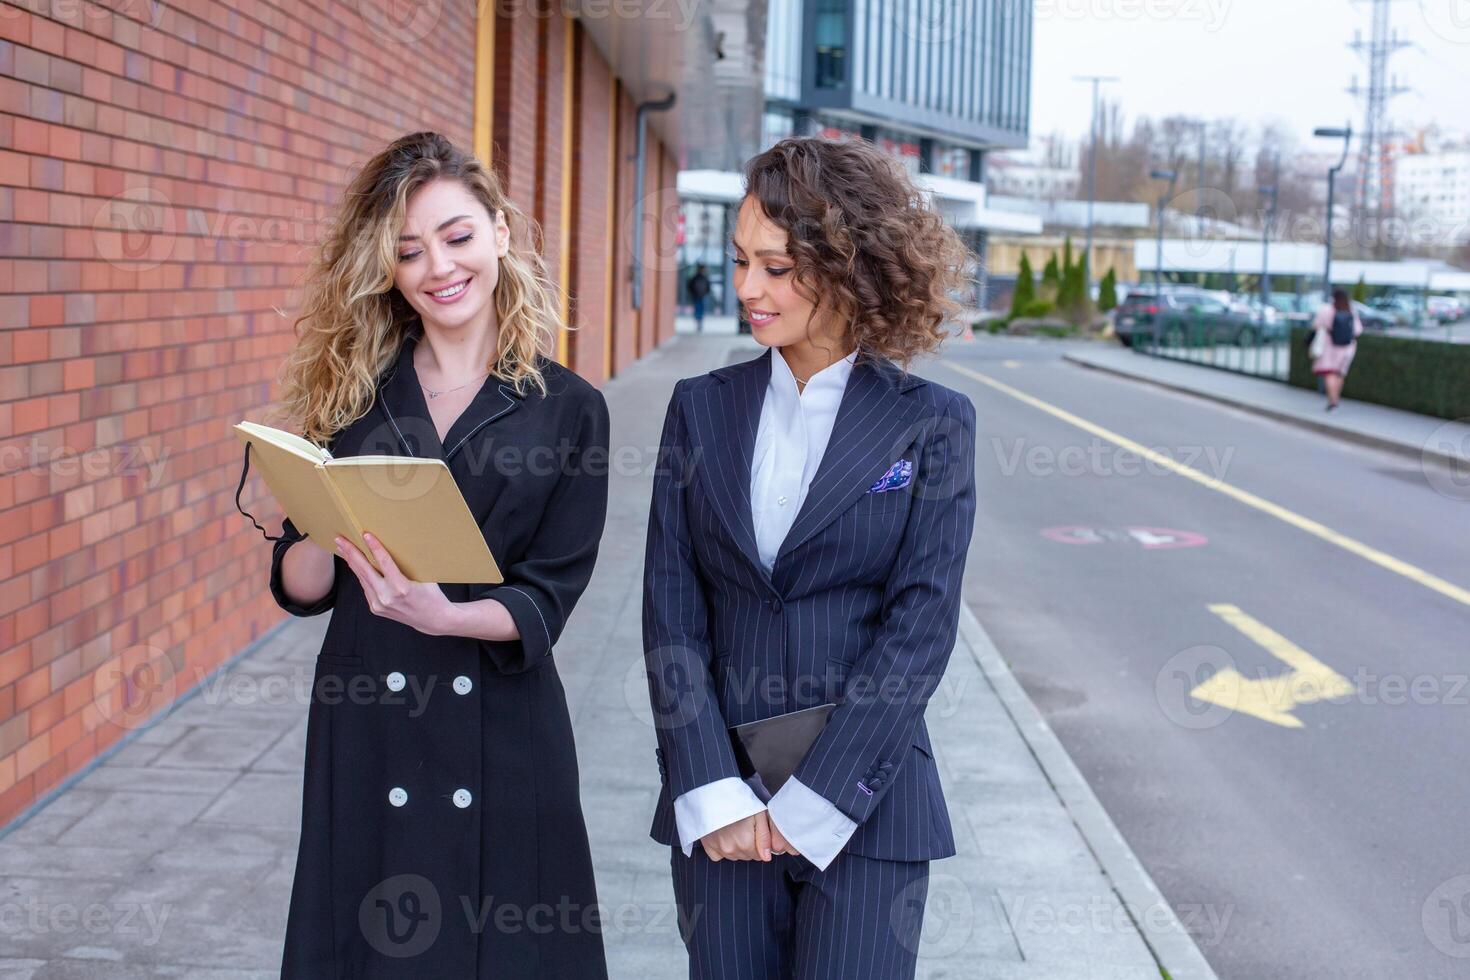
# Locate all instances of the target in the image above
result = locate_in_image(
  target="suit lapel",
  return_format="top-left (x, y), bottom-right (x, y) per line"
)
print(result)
top-left (773, 356), bottom-right (926, 564)
top-left (689, 347), bottom-right (928, 589)
top-left (687, 348), bottom-right (774, 590)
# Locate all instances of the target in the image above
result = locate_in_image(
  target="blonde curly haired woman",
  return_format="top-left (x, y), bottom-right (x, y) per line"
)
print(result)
top-left (260, 132), bottom-right (609, 978)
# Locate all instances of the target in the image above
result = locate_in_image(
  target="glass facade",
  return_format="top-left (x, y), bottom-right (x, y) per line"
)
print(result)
top-left (763, 0), bottom-right (803, 104)
top-left (745, 1), bottom-right (1034, 311)
top-left (814, 0), bottom-right (848, 90)
top-left (834, 0), bottom-right (1030, 149)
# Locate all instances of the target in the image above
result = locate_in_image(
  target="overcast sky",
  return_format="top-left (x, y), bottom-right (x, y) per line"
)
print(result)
top-left (1027, 0), bottom-right (1470, 150)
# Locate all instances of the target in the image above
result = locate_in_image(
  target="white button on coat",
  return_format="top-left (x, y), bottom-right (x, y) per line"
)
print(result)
top-left (388, 787), bottom-right (408, 807)
top-left (385, 671), bottom-right (406, 692)
top-left (453, 788), bottom-right (473, 808)
top-left (453, 675), bottom-right (473, 695)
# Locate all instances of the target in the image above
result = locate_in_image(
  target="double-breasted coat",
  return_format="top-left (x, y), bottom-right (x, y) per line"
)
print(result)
top-left (268, 330), bottom-right (610, 978)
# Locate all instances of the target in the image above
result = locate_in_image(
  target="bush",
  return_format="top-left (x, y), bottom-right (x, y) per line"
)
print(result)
top-left (1010, 253), bottom-right (1036, 320)
top-left (1099, 268), bottom-right (1118, 312)
top-left (1288, 326), bottom-right (1470, 419)
top-left (1031, 324), bottom-right (1077, 338)
top-left (1059, 262), bottom-right (1087, 312)
top-left (1040, 254), bottom-right (1062, 301)
top-left (1020, 299), bottom-right (1056, 319)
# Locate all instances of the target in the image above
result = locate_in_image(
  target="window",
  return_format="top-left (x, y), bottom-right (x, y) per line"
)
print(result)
top-left (814, 0), bottom-right (848, 90)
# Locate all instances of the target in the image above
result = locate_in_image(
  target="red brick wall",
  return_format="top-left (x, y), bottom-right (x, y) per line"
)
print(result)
top-left (492, 8), bottom-right (538, 214)
top-left (567, 26), bottom-right (612, 383)
top-left (0, 1), bottom-right (678, 826)
top-left (611, 86), bottom-right (639, 377)
top-left (657, 143), bottom-right (679, 348)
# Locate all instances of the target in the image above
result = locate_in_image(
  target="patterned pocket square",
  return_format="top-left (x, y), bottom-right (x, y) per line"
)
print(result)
top-left (867, 459), bottom-right (913, 493)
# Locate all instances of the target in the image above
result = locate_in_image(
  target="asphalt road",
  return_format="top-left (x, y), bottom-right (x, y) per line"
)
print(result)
top-left (930, 335), bottom-right (1470, 979)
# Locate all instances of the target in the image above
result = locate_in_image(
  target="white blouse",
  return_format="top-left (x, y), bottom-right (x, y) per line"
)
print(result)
top-left (750, 347), bottom-right (858, 570)
top-left (670, 346), bottom-right (861, 872)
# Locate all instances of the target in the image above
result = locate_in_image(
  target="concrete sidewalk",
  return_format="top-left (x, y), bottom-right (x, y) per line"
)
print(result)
top-left (1064, 343), bottom-right (1470, 470)
top-left (0, 333), bottom-right (1214, 978)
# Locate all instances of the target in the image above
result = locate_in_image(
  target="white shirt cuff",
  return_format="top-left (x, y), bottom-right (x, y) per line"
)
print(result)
top-left (766, 776), bottom-right (858, 872)
top-left (672, 777), bottom-right (767, 857)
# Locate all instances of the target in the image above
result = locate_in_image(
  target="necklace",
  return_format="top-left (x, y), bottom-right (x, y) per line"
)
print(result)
top-left (420, 370), bottom-right (490, 400)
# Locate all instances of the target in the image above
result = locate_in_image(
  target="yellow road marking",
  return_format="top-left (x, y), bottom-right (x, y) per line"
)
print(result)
top-left (1002, 359), bottom-right (1021, 369)
top-left (943, 361), bottom-right (1470, 609)
top-left (1191, 604), bottom-right (1353, 729)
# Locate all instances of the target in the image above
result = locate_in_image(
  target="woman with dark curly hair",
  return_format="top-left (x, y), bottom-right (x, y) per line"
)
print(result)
top-left (642, 135), bottom-right (979, 978)
top-left (257, 131), bottom-right (609, 978)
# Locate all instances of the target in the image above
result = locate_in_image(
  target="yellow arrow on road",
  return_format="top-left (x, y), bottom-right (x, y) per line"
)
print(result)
top-left (1190, 604), bottom-right (1354, 729)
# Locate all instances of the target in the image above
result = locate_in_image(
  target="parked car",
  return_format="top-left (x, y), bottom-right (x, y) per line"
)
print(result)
top-left (1427, 295), bottom-right (1467, 324)
top-left (1368, 294), bottom-right (1421, 326)
top-left (1264, 292), bottom-right (1318, 326)
top-left (1113, 288), bottom-right (1285, 347)
top-left (1353, 301), bottom-right (1394, 332)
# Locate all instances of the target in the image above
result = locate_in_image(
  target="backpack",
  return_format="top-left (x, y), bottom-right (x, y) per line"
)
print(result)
top-left (1330, 310), bottom-right (1355, 346)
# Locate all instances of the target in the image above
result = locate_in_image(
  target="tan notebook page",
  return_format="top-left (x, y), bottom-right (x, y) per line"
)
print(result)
top-left (234, 422), bottom-right (503, 585)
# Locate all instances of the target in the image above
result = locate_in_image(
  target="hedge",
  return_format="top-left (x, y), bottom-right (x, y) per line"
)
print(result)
top-left (1288, 326), bottom-right (1470, 420)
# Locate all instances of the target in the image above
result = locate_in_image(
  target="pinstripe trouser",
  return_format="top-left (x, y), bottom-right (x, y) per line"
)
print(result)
top-left (670, 845), bottom-right (929, 980)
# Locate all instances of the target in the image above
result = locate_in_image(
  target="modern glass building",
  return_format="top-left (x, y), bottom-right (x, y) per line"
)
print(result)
top-left (681, 0), bottom-right (1041, 320)
top-left (768, 0), bottom-right (1031, 161)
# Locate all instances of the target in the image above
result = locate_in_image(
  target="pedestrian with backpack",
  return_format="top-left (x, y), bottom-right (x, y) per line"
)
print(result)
top-left (1309, 288), bottom-right (1363, 411)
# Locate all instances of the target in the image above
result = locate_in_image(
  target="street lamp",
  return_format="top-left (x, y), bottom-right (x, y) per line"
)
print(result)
top-left (1258, 167), bottom-right (1279, 324)
top-left (1189, 119), bottom-right (1208, 227)
top-left (1150, 168), bottom-right (1178, 299)
top-left (1313, 124), bottom-right (1352, 299)
top-left (1073, 74), bottom-right (1119, 295)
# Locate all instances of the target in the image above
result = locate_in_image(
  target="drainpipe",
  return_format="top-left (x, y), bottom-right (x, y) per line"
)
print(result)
top-left (632, 91), bottom-right (677, 311)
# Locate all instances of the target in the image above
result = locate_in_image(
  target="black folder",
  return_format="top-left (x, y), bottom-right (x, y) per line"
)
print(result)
top-left (729, 703), bottom-right (836, 798)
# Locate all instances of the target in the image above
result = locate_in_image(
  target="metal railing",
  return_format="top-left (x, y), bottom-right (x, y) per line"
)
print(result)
top-left (1129, 313), bottom-right (1294, 380)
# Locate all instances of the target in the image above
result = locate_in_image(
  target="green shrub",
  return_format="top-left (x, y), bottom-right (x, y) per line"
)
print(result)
top-left (1010, 253), bottom-right (1036, 320)
top-left (1099, 268), bottom-right (1118, 312)
top-left (1041, 254), bottom-right (1061, 295)
top-left (1288, 326), bottom-right (1470, 419)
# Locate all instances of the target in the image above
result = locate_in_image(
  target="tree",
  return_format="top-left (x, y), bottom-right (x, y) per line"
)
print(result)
top-left (1010, 252), bottom-right (1036, 319)
top-left (1041, 253), bottom-right (1062, 300)
top-left (1099, 268), bottom-right (1118, 312)
top-left (1060, 260), bottom-right (1088, 314)
top-left (1352, 275), bottom-right (1369, 303)
top-left (1056, 238), bottom-right (1078, 308)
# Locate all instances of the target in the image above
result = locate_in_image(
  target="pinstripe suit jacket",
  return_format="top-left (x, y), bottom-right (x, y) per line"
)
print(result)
top-left (643, 347), bottom-right (977, 862)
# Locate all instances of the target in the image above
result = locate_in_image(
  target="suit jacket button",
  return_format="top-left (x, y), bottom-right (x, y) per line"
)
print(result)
top-left (769, 599), bottom-right (783, 613)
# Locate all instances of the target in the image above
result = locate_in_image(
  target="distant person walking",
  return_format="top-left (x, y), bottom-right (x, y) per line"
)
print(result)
top-left (1310, 288), bottom-right (1363, 411)
top-left (687, 264), bottom-right (711, 331)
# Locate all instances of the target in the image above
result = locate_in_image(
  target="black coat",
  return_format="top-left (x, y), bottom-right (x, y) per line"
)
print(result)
top-left (270, 332), bottom-right (610, 978)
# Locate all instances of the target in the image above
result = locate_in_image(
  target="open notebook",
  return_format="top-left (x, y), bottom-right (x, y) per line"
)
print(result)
top-left (233, 420), bottom-right (503, 584)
